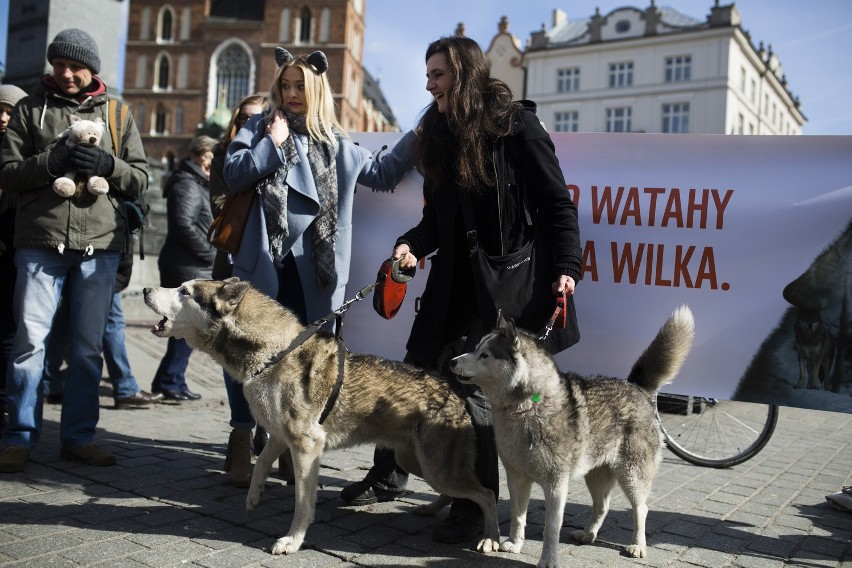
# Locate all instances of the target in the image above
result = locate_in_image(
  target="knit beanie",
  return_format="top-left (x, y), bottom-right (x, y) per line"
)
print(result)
top-left (46, 28), bottom-right (101, 75)
top-left (0, 84), bottom-right (27, 108)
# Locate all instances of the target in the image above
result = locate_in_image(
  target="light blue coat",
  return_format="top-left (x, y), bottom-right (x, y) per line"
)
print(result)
top-left (223, 115), bottom-right (415, 323)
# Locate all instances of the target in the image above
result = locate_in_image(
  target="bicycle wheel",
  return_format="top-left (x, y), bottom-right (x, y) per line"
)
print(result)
top-left (655, 394), bottom-right (778, 468)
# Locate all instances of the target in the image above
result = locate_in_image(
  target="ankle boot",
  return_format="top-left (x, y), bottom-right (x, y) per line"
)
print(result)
top-left (278, 448), bottom-right (295, 484)
top-left (224, 429), bottom-right (252, 487)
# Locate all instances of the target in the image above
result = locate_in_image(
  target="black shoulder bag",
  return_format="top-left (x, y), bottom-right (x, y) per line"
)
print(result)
top-left (458, 170), bottom-right (544, 331)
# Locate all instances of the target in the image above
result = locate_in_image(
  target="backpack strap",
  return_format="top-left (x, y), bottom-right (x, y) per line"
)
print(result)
top-left (107, 98), bottom-right (129, 157)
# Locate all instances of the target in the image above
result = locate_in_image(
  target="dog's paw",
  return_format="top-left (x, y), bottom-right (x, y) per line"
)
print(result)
top-left (569, 529), bottom-right (596, 544)
top-left (500, 538), bottom-right (524, 553)
top-left (476, 537), bottom-right (500, 553)
top-left (536, 556), bottom-right (559, 568)
top-left (271, 536), bottom-right (302, 555)
top-left (625, 544), bottom-right (647, 558)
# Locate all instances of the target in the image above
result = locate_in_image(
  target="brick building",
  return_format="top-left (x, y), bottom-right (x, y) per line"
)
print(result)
top-left (123, 0), bottom-right (397, 174)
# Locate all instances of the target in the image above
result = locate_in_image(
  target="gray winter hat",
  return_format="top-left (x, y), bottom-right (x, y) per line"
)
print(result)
top-left (47, 28), bottom-right (101, 74)
top-left (0, 84), bottom-right (27, 108)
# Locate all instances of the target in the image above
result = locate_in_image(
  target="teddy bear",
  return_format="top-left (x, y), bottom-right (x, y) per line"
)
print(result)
top-left (52, 115), bottom-right (110, 198)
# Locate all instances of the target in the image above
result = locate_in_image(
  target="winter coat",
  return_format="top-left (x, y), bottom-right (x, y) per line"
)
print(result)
top-left (223, 116), bottom-right (415, 324)
top-left (398, 105), bottom-right (582, 367)
top-left (157, 158), bottom-right (215, 287)
top-left (0, 76), bottom-right (149, 253)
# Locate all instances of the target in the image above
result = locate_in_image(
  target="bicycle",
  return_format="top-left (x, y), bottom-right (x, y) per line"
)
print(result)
top-left (654, 393), bottom-right (779, 468)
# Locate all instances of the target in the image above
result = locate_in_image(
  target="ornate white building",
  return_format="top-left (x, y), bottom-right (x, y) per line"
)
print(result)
top-left (487, 2), bottom-right (805, 135)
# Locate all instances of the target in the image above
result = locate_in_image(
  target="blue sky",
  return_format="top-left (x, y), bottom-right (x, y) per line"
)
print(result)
top-left (3, 1), bottom-right (850, 134)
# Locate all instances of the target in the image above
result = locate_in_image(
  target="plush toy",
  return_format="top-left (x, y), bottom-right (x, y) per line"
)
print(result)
top-left (52, 115), bottom-right (110, 198)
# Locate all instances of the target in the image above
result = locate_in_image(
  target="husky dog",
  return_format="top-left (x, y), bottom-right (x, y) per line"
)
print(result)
top-left (143, 278), bottom-right (501, 556)
top-left (451, 307), bottom-right (695, 566)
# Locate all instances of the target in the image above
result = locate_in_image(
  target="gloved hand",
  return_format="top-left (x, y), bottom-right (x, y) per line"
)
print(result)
top-left (69, 144), bottom-right (115, 177)
top-left (47, 142), bottom-right (72, 176)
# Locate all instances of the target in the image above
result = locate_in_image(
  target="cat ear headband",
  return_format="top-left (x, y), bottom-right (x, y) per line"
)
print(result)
top-left (274, 47), bottom-right (328, 75)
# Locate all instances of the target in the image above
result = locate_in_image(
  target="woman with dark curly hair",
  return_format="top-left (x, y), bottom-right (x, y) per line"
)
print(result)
top-left (340, 35), bottom-right (582, 545)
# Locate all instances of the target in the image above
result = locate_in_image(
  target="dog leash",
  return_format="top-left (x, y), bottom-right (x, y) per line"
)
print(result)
top-left (252, 281), bottom-right (380, 425)
top-left (538, 289), bottom-right (568, 343)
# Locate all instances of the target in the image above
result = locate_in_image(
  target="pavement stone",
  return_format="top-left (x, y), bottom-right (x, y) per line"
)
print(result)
top-left (0, 292), bottom-right (851, 567)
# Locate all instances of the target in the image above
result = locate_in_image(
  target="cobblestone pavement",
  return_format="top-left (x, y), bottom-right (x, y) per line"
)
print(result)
top-left (1, 314), bottom-right (850, 567)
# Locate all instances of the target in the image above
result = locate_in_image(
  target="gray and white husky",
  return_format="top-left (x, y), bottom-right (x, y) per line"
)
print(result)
top-left (144, 278), bottom-right (501, 556)
top-left (451, 306), bottom-right (695, 567)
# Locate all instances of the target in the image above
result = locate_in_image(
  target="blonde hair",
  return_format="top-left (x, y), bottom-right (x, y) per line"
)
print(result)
top-left (267, 55), bottom-right (346, 148)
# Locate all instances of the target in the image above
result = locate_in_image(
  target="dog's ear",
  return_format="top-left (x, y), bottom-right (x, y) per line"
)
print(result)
top-left (502, 318), bottom-right (522, 349)
top-left (215, 280), bottom-right (250, 317)
top-left (496, 309), bottom-right (507, 330)
top-left (222, 276), bottom-right (241, 284)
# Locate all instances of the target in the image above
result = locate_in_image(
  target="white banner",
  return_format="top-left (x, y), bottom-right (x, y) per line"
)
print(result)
top-left (345, 133), bottom-right (852, 414)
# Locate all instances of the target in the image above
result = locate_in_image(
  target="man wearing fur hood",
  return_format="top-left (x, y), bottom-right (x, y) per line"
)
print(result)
top-left (0, 28), bottom-right (149, 472)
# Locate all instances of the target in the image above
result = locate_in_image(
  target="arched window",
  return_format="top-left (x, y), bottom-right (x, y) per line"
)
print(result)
top-left (158, 6), bottom-right (175, 42)
top-left (156, 54), bottom-right (170, 90)
top-left (299, 7), bottom-right (312, 43)
top-left (215, 43), bottom-right (251, 110)
top-left (280, 8), bottom-right (291, 42)
top-left (155, 103), bottom-right (168, 134)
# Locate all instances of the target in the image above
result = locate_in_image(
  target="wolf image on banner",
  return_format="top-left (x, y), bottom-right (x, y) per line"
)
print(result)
top-left (734, 218), bottom-right (852, 412)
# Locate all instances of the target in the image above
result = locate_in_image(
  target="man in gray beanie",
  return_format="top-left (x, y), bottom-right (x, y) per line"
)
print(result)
top-left (46, 28), bottom-right (101, 75)
top-left (0, 28), bottom-right (149, 473)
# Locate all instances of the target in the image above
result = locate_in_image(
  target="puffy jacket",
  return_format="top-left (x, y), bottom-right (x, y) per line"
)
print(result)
top-left (0, 76), bottom-right (149, 252)
top-left (157, 157), bottom-right (215, 287)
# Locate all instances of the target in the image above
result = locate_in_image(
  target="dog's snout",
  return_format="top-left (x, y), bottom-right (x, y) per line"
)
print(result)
top-left (449, 358), bottom-right (458, 369)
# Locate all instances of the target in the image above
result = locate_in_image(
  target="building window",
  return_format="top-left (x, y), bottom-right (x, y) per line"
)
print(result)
top-left (280, 8), bottom-right (291, 42)
top-left (320, 8), bottom-right (330, 43)
top-left (662, 103), bottom-right (690, 133)
top-left (664, 55), bottom-right (691, 82)
top-left (554, 111), bottom-right (578, 132)
top-left (615, 20), bottom-right (630, 33)
top-left (216, 44), bottom-right (251, 110)
top-left (608, 62), bottom-right (633, 88)
top-left (557, 67), bottom-right (580, 93)
top-left (739, 66), bottom-right (746, 92)
top-left (135, 103), bottom-right (145, 133)
top-left (606, 107), bottom-right (632, 132)
top-left (174, 103), bottom-right (184, 134)
top-left (299, 7), bottom-right (312, 44)
top-left (155, 103), bottom-right (168, 135)
top-left (157, 6), bottom-right (174, 43)
top-left (134, 55), bottom-right (147, 88)
top-left (155, 54), bottom-right (170, 90)
top-left (736, 113), bottom-right (744, 135)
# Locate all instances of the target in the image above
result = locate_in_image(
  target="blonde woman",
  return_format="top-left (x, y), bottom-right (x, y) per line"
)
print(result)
top-left (222, 49), bottom-right (415, 483)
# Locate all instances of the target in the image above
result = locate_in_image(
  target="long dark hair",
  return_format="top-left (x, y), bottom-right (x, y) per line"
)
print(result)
top-left (415, 36), bottom-right (518, 190)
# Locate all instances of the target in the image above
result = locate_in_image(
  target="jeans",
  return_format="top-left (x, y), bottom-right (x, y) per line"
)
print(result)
top-left (4, 247), bottom-right (119, 449)
top-left (151, 337), bottom-right (192, 393)
top-left (104, 292), bottom-right (141, 398)
top-left (42, 286), bottom-right (70, 397)
top-left (223, 370), bottom-right (255, 430)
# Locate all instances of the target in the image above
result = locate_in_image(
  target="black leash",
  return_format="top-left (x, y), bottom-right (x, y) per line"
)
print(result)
top-left (252, 282), bottom-right (378, 425)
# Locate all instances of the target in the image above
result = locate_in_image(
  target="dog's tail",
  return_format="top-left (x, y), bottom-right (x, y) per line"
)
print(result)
top-left (627, 305), bottom-right (695, 395)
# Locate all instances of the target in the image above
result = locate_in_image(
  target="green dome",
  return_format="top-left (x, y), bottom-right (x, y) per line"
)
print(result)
top-left (197, 102), bottom-right (232, 139)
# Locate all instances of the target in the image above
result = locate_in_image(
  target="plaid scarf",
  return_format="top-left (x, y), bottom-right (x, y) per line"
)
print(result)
top-left (260, 111), bottom-right (338, 289)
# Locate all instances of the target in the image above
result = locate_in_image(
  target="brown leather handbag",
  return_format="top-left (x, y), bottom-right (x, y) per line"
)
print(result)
top-left (207, 189), bottom-right (255, 254)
